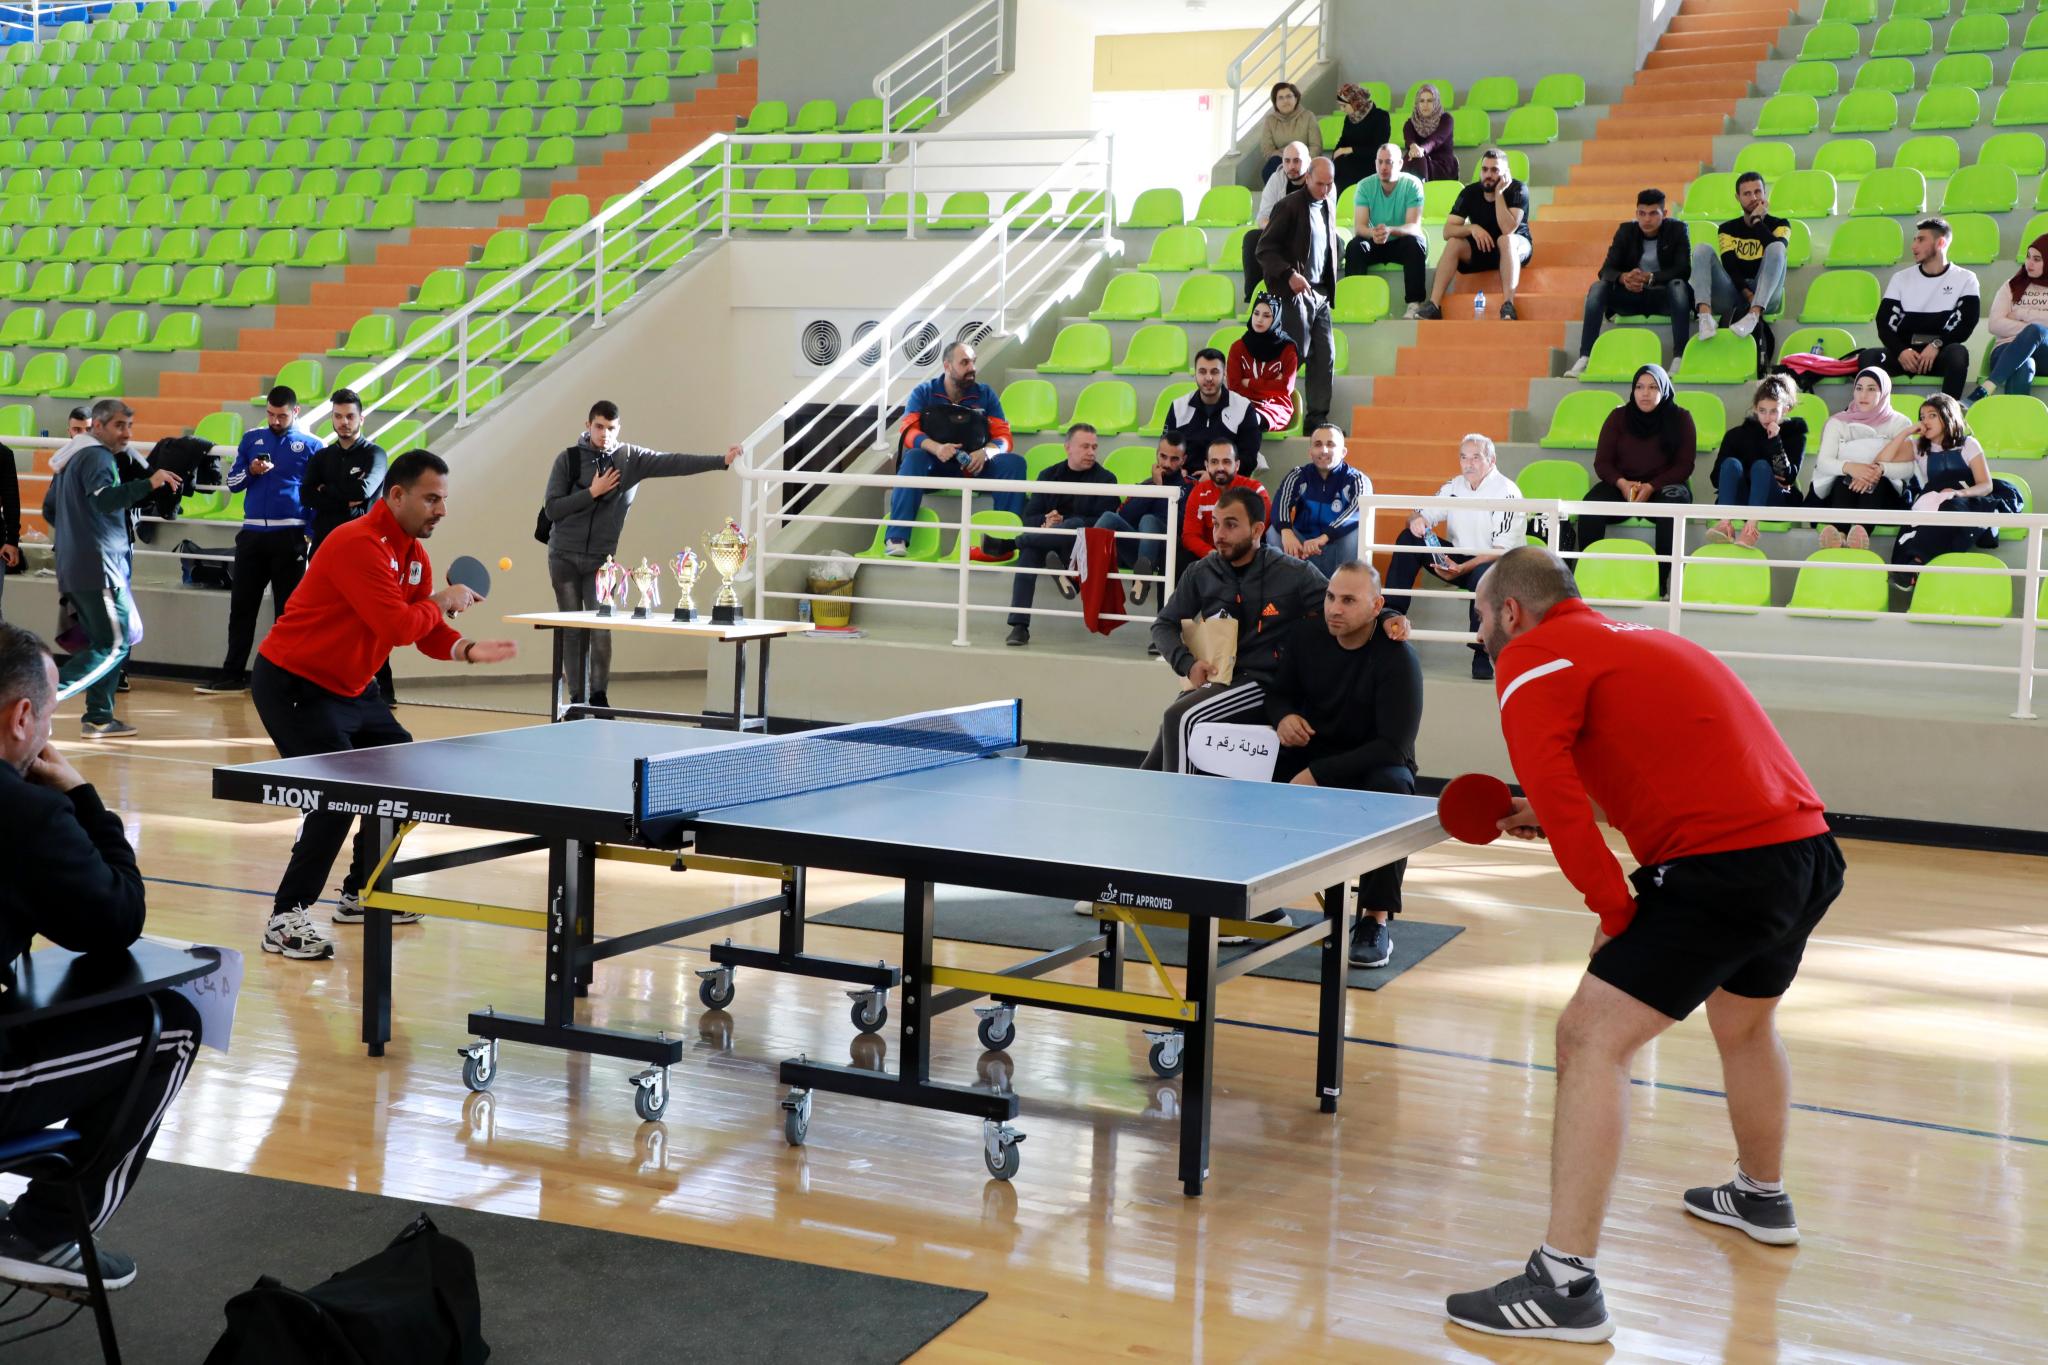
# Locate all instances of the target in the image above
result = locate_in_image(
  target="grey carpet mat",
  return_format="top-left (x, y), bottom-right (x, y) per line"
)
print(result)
top-left (2, 1160), bottom-right (982, 1364)
top-left (813, 888), bottom-right (1463, 991)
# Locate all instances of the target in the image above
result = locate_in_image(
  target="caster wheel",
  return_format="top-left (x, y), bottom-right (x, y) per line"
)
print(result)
top-left (984, 1141), bottom-right (1021, 1181)
top-left (698, 975), bottom-right (735, 1010)
top-left (633, 1082), bottom-right (668, 1122)
top-left (850, 995), bottom-right (887, 1034)
top-left (461, 1050), bottom-right (494, 1093)
top-left (976, 1014), bottom-right (1015, 1052)
top-left (1148, 1038), bottom-right (1184, 1079)
top-left (783, 1090), bottom-right (812, 1147)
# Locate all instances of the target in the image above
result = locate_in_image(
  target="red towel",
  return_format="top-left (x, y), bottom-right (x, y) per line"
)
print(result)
top-left (1071, 526), bottom-right (1126, 636)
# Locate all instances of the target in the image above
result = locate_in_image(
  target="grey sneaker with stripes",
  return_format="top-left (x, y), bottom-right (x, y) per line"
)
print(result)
top-left (1683, 1178), bottom-right (1800, 1245)
top-left (1445, 1251), bottom-right (1615, 1343)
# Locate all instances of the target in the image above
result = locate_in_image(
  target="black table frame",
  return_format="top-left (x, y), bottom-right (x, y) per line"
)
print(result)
top-left (541, 622), bottom-right (781, 732)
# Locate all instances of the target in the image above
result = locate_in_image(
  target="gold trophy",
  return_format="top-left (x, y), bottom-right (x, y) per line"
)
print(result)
top-left (594, 555), bottom-right (626, 618)
top-left (629, 557), bottom-right (661, 619)
top-left (704, 517), bottom-right (748, 625)
top-left (670, 549), bottom-right (701, 622)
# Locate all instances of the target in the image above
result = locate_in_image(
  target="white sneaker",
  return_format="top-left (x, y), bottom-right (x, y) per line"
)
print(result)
top-left (1562, 356), bottom-right (1589, 380)
top-left (1729, 312), bottom-right (1759, 339)
top-left (1402, 302), bottom-right (1423, 320)
top-left (332, 891), bottom-right (423, 925)
top-left (1696, 314), bottom-right (1717, 342)
top-left (883, 542), bottom-right (908, 558)
top-left (1218, 908), bottom-right (1291, 946)
top-left (263, 906), bottom-right (335, 959)
top-left (1074, 900), bottom-right (1099, 916)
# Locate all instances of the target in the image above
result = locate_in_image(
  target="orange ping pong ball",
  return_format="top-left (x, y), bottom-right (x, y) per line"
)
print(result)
top-left (498, 557), bottom-right (512, 571)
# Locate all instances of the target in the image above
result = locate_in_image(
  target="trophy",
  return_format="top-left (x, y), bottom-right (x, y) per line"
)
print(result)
top-left (703, 517), bottom-right (748, 625)
top-left (594, 555), bottom-right (626, 618)
top-left (629, 557), bottom-right (661, 619)
top-left (670, 549), bottom-right (700, 622)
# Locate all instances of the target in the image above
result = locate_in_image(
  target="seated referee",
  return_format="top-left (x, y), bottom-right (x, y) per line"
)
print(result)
top-left (252, 450), bottom-right (518, 961)
top-left (1261, 561), bottom-right (1423, 968)
top-left (0, 622), bottom-right (201, 1291)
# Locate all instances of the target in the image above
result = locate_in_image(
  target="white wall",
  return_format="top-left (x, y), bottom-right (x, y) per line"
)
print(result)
top-left (1329, 0), bottom-right (1674, 102)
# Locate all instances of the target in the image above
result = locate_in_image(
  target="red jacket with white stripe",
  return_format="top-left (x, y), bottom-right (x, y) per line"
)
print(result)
top-left (1493, 599), bottom-right (1828, 935)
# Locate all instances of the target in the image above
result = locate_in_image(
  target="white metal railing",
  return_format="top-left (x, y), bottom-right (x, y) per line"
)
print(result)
top-left (874, 0), bottom-right (1005, 136)
top-left (1226, 0), bottom-right (1332, 148)
top-left (0, 1), bottom-right (96, 45)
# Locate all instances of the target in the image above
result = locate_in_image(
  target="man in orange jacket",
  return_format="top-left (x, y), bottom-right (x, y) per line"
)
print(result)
top-left (1444, 546), bottom-right (1844, 1344)
top-left (250, 449), bottom-right (518, 962)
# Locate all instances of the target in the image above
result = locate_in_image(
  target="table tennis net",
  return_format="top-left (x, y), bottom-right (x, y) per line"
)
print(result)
top-left (635, 700), bottom-right (1021, 822)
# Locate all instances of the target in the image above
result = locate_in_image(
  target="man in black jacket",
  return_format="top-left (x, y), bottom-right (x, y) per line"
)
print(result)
top-left (0, 622), bottom-right (201, 1291)
top-left (1263, 561), bottom-right (1424, 967)
top-left (1163, 349), bottom-right (1265, 472)
top-left (1004, 423), bottom-right (1119, 647)
top-left (1566, 189), bottom-right (1694, 378)
top-left (1256, 155), bottom-right (1340, 432)
top-left (0, 438), bottom-right (18, 620)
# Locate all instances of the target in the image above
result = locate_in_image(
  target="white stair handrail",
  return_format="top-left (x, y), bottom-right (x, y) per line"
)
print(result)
top-left (1225, 0), bottom-right (1332, 149)
top-left (873, 0), bottom-right (1006, 133)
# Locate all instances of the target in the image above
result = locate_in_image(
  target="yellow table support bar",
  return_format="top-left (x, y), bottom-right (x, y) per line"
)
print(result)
top-left (596, 846), bottom-right (789, 881)
top-left (927, 966), bottom-right (1200, 1023)
top-left (362, 889), bottom-right (545, 930)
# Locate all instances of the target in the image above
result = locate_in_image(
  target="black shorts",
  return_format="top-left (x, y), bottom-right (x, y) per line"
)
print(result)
top-left (1459, 233), bottom-right (1532, 274)
top-left (1589, 833), bottom-right (1844, 1021)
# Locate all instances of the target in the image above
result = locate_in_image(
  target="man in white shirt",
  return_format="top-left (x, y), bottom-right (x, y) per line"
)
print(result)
top-left (1383, 433), bottom-right (1523, 679)
top-left (1864, 218), bottom-right (1980, 400)
top-left (1246, 141), bottom-right (1309, 301)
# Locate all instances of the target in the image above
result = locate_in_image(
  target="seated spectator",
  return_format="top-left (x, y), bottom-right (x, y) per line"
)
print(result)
top-left (1004, 423), bottom-right (1120, 648)
top-left (1882, 393), bottom-right (1996, 592)
top-left (1263, 561), bottom-right (1423, 967)
top-left (1691, 171), bottom-right (1789, 344)
top-left (1330, 83), bottom-right (1391, 196)
top-left (1418, 149), bottom-right (1531, 321)
top-left (0, 621), bottom-right (202, 1291)
top-left (1259, 81), bottom-right (1320, 180)
top-left (1246, 141), bottom-right (1309, 302)
top-left (1226, 297), bottom-right (1300, 435)
top-left (1967, 232), bottom-right (2048, 407)
top-left (0, 425), bottom-right (16, 620)
top-left (1708, 375), bottom-right (1807, 547)
top-left (1166, 347), bottom-right (1265, 472)
top-left (1271, 423), bottom-right (1369, 576)
top-left (1344, 143), bottom-right (1429, 317)
top-left (1144, 485), bottom-right (1326, 774)
top-left (65, 406), bottom-right (89, 437)
top-left (1094, 433), bottom-right (1193, 605)
top-left (1577, 364), bottom-right (1696, 593)
top-left (1403, 83), bottom-right (1458, 183)
top-left (888, 341), bottom-right (1027, 560)
top-left (1385, 433), bottom-right (1523, 678)
top-left (1860, 219), bottom-right (1978, 401)
top-left (1183, 439), bottom-right (1272, 563)
top-left (1810, 366), bottom-right (1914, 550)
top-left (1566, 188), bottom-right (1693, 379)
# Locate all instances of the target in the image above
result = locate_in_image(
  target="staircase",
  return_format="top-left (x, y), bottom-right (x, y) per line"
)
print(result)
top-left (1345, 0), bottom-right (1796, 519)
top-left (136, 62), bottom-right (758, 439)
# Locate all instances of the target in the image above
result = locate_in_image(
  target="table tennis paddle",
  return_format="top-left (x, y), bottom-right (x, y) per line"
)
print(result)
top-left (444, 555), bottom-right (491, 616)
top-left (1438, 772), bottom-right (1516, 845)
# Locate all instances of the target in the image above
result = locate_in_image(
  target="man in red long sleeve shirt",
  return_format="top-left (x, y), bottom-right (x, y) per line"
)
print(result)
top-left (251, 450), bottom-right (518, 961)
top-left (1444, 547), bottom-right (1844, 1345)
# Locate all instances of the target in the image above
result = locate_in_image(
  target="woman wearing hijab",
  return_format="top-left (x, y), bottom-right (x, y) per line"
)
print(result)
top-left (1403, 83), bottom-right (1458, 184)
top-left (1225, 296), bottom-right (1300, 434)
top-left (1577, 364), bottom-right (1697, 589)
top-left (1330, 82), bottom-right (1390, 195)
top-left (1258, 81), bottom-right (1321, 181)
top-left (1967, 233), bottom-right (2048, 405)
top-left (1809, 366), bottom-right (1913, 550)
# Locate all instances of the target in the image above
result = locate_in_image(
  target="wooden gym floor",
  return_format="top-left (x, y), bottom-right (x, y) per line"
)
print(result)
top-left (41, 680), bottom-right (2048, 1362)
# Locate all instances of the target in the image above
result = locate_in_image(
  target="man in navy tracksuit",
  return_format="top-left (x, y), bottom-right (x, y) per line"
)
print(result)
top-left (198, 385), bottom-right (323, 694)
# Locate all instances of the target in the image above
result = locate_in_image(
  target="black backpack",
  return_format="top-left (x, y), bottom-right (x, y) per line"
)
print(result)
top-left (179, 539), bottom-right (233, 590)
top-left (204, 1213), bottom-right (489, 1365)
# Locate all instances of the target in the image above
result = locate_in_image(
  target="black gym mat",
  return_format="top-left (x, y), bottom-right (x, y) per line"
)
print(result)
top-left (2, 1161), bottom-right (983, 1363)
top-left (813, 888), bottom-right (1463, 991)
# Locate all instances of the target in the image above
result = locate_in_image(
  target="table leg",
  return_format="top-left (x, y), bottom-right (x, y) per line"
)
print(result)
top-left (545, 840), bottom-right (591, 1029)
top-left (1178, 915), bottom-right (1217, 1196)
top-left (754, 637), bottom-right (772, 729)
top-left (549, 629), bottom-right (565, 722)
top-left (729, 637), bottom-right (748, 731)
top-left (362, 816), bottom-right (396, 1057)
top-left (779, 866), bottom-right (807, 957)
top-left (900, 878), bottom-right (935, 1084)
top-left (1095, 912), bottom-right (1124, 991)
top-left (1316, 881), bottom-right (1351, 1114)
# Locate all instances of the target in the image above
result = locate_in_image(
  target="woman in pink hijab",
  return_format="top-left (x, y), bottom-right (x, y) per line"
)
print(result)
top-left (1809, 366), bottom-right (1914, 549)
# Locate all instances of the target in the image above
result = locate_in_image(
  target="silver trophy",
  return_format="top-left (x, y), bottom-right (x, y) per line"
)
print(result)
top-left (629, 557), bottom-right (661, 619)
top-left (594, 555), bottom-right (626, 618)
top-left (671, 549), bottom-right (701, 622)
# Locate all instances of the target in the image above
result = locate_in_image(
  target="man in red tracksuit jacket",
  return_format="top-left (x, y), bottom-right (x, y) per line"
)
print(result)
top-left (250, 450), bottom-right (518, 962)
top-left (1444, 546), bottom-right (1844, 1345)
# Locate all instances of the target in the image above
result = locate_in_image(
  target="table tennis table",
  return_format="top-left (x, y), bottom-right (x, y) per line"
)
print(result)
top-left (213, 701), bottom-right (1446, 1195)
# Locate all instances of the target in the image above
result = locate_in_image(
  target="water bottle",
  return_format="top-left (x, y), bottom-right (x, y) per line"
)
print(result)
top-left (1473, 290), bottom-right (1486, 319)
top-left (797, 598), bottom-right (813, 624)
top-left (1812, 336), bottom-right (1825, 357)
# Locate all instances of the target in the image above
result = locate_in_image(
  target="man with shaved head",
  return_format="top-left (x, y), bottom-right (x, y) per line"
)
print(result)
top-left (1256, 154), bottom-right (1339, 432)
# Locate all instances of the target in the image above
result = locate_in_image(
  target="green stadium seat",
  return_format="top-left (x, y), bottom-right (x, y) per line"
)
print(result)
top-left (1681, 171), bottom-right (1738, 220)
top-left (1162, 272), bottom-right (1235, 322)
top-left (1945, 213), bottom-right (1999, 264)
top-left (1139, 225), bottom-right (1207, 272)
top-left (1826, 217), bottom-right (1904, 266)
top-left (1466, 76), bottom-right (1519, 112)
top-left (0, 306), bottom-right (42, 345)
top-left (1734, 142), bottom-right (1797, 181)
top-left (1775, 169), bottom-right (1839, 218)
top-left (0, 353), bottom-right (64, 397)
top-left (790, 98), bottom-right (837, 135)
top-left (839, 96), bottom-right (883, 133)
top-left (1996, 472), bottom-right (2032, 541)
top-left (1965, 394), bottom-right (2048, 460)
top-left (1516, 460), bottom-right (1594, 508)
top-left (811, 192), bottom-right (867, 232)
top-left (18, 264), bottom-right (74, 304)
top-left (39, 309), bottom-right (95, 350)
top-left (1979, 132), bottom-right (2047, 177)
top-left (1851, 167), bottom-right (1926, 216)
top-left (1112, 323), bottom-right (1189, 377)
top-left (405, 268), bottom-right (465, 311)
top-left (2027, 12), bottom-right (2048, 48)
top-left (1122, 188), bottom-right (1183, 229)
top-left (856, 505), bottom-right (944, 562)
top-left (1191, 185), bottom-right (1252, 228)
top-left (1331, 275), bottom-right (1391, 324)
top-left (1911, 85), bottom-right (1979, 131)
top-left (1499, 104), bottom-right (1558, 146)
top-left (81, 309), bottom-right (146, 351)
top-left (1928, 53), bottom-right (1993, 90)
top-left (1064, 191), bottom-right (1112, 231)
top-left (1943, 164), bottom-right (2018, 214)
top-left (1813, 138), bottom-right (1876, 182)
top-left (329, 313), bottom-right (395, 357)
top-left (1000, 192), bottom-right (1053, 229)
top-left (1909, 551), bottom-right (2012, 622)
top-left (2021, 212), bottom-right (2048, 254)
top-left (1673, 391), bottom-right (1729, 449)
top-left (1854, 57), bottom-right (1916, 96)
top-left (1831, 90), bottom-right (1898, 135)
top-left (198, 228), bottom-right (248, 266)
top-left (292, 229), bottom-right (348, 268)
top-left (1681, 543), bottom-right (1771, 611)
top-left (135, 311), bottom-right (200, 352)
top-left (1069, 380), bottom-right (1138, 436)
top-left (1675, 331), bottom-right (1758, 384)
top-left (64, 262), bottom-right (125, 305)
top-left (737, 99), bottom-right (787, 135)
top-left (1575, 538), bottom-right (1661, 602)
top-left (252, 358), bottom-right (323, 405)
top-left (1753, 94), bottom-right (1819, 137)
top-left (1531, 73), bottom-right (1584, 109)
top-left (1779, 62), bottom-right (1840, 98)
top-left (1140, 381), bottom-right (1196, 436)
top-left (1895, 133), bottom-right (1961, 180)
top-left (999, 379), bottom-right (1059, 434)
top-left (1890, 0), bottom-right (1949, 15)
top-left (1089, 273), bottom-right (1163, 321)
top-left (932, 191), bottom-right (990, 231)
top-left (1451, 108), bottom-right (1492, 148)
top-left (1870, 17), bottom-right (1933, 56)
top-left (46, 354), bottom-right (117, 400)
top-left (1946, 13), bottom-right (2008, 52)
top-left (1039, 322), bottom-right (1111, 374)
top-left (219, 266), bottom-right (276, 308)
top-left (1538, 391), bottom-right (1621, 449)
top-left (1797, 21), bottom-right (1860, 60)
top-left (0, 402), bottom-right (33, 439)
top-left (1994, 83), bottom-right (2048, 127)
top-left (1789, 547), bottom-right (1888, 617)
top-left (1801, 269), bottom-right (1882, 323)
top-left (866, 192), bottom-right (929, 232)
top-left (1584, 328), bottom-right (1659, 382)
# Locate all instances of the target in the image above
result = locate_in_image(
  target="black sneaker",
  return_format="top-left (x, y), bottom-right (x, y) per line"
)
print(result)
top-left (116, 673), bottom-right (130, 693)
top-left (194, 673), bottom-right (248, 694)
top-left (589, 689), bottom-right (610, 709)
top-left (1470, 647), bottom-right (1495, 681)
top-left (1350, 917), bottom-right (1391, 968)
top-left (1416, 300), bottom-right (1442, 320)
top-left (1004, 624), bottom-right (1030, 647)
top-left (1499, 299), bottom-right (1518, 321)
top-left (1683, 1178), bottom-right (1799, 1245)
top-left (0, 1218), bottom-right (136, 1292)
top-left (1445, 1251), bottom-right (1614, 1343)
top-left (1129, 555), bottom-right (1157, 606)
top-left (1045, 550), bottom-right (1077, 600)
top-left (80, 718), bottom-right (137, 739)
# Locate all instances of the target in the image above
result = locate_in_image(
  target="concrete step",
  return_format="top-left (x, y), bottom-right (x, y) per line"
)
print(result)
top-left (1580, 137), bottom-right (1718, 167)
top-left (1617, 78), bottom-right (1752, 106)
top-left (196, 349), bottom-right (305, 379)
top-left (1371, 375), bottom-right (1539, 408)
top-left (1637, 61), bottom-right (1762, 87)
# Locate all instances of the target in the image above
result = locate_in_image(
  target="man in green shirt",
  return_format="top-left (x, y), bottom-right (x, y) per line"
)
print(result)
top-left (1344, 143), bottom-right (1428, 315)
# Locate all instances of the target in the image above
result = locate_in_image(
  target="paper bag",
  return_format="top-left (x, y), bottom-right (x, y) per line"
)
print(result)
top-left (1179, 615), bottom-right (1237, 690)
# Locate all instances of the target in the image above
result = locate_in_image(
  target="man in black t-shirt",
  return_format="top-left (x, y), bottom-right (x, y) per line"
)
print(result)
top-left (1419, 148), bottom-right (1532, 321)
top-left (1690, 170), bottom-right (1790, 345)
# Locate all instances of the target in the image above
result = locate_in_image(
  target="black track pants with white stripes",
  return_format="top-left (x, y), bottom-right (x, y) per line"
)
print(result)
top-left (0, 991), bottom-right (201, 1243)
top-left (1142, 680), bottom-right (1269, 773)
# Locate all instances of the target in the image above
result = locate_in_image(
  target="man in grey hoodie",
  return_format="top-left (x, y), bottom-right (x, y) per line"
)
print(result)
top-left (542, 399), bottom-right (740, 707)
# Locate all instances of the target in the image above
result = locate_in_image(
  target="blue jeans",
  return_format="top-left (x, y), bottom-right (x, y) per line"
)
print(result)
top-left (887, 446), bottom-right (1027, 546)
top-left (1581, 279), bottom-right (1692, 359)
top-left (1714, 457), bottom-right (1799, 511)
top-left (1691, 240), bottom-right (1786, 320)
top-left (1094, 509), bottom-right (1168, 569)
top-left (1266, 521), bottom-right (1358, 577)
top-left (1988, 322), bottom-right (2048, 397)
